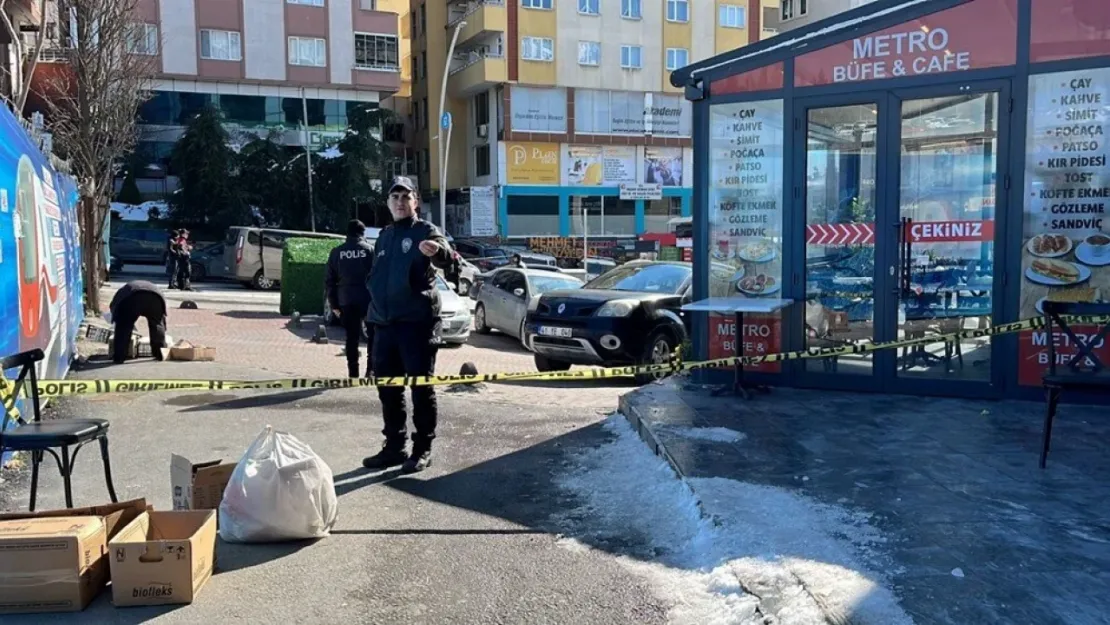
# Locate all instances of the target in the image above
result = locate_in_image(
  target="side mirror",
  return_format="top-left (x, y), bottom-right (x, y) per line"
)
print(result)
top-left (513, 288), bottom-right (525, 298)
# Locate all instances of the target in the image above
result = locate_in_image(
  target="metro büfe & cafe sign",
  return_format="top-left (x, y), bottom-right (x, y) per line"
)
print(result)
top-left (793, 0), bottom-right (1018, 87)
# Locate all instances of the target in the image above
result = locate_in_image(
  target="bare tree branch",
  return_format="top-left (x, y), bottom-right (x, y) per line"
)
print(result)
top-left (0, 0), bottom-right (24, 108)
top-left (16, 0), bottom-right (50, 113)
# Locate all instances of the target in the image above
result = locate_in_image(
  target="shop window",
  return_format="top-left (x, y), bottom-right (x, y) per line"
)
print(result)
top-left (219, 95), bottom-right (266, 125)
top-left (475, 144), bottom-right (491, 177)
top-left (507, 195), bottom-right (559, 236)
top-left (281, 97), bottom-right (326, 127)
top-left (645, 198), bottom-right (682, 233)
top-left (569, 197), bottom-right (636, 236)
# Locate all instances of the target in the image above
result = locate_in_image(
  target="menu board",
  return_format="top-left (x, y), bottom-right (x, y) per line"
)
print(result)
top-left (707, 100), bottom-right (785, 372)
top-left (1018, 67), bottom-right (1110, 385)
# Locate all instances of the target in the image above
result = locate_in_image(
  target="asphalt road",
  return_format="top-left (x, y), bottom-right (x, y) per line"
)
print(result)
top-left (0, 359), bottom-right (666, 624)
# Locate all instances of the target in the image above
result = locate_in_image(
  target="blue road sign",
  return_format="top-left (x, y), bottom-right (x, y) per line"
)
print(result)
top-left (441, 112), bottom-right (452, 129)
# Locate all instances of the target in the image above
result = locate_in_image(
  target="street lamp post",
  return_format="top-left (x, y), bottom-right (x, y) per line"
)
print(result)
top-left (438, 19), bottom-right (467, 234)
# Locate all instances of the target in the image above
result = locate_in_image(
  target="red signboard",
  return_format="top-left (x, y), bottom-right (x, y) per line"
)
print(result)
top-left (707, 313), bottom-right (782, 373)
top-left (713, 62), bottom-right (785, 96)
top-left (794, 0), bottom-right (1019, 87)
top-left (906, 220), bottom-right (995, 243)
top-left (1030, 0), bottom-right (1110, 62)
top-left (1018, 327), bottom-right (1110, 386)
top-left (806, 223), bottom-right (875, 246)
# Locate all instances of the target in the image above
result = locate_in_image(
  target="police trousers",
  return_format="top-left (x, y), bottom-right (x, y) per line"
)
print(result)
top-left (372, 321), bottom-right (439, 448)
top-left (113, 291), bottom-right (167, 363)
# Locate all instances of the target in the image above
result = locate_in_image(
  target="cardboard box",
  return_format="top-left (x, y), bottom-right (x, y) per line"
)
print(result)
top-left (171, 455), bottom-right (235, 511)
top-left (0, 499), bottom-right (149, 615)
top-left (109, 511), bottom-right (217, 607)
top-left (169, 341), bottom-right (216, 362)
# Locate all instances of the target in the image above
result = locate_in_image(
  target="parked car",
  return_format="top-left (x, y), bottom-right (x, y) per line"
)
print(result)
top-left (436, 275), bottom-right (472, 345)
top-left (110, 226), bottom-right (170, 265)
top-left (452, 239), bottom-right (511, 272)
top-left (456, 256), bottom-right (480, 297)
top-left (224, 226), bottom-right (345, 290)
top-left (524, 260), bottom-right (699, 383)
top-left (474, 268), bottom-right (584, 345)
top-left (501, 245), bottom-right (557, 267)
top-left (188, 242), bottom-right (231, 282)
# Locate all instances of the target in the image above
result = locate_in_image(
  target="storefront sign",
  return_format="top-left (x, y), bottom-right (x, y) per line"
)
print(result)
top-left (504, 141), bottom-right (560, 184)
top-left (1017, 327), bottom-right (1110, 386)
top-left (619, 183), bottom-right (663, 201)
top-left (564, 145), bottom-right (636, 186)
top-left (1030, 0), bottom-right (1110, 63)
top-left (643, 147), bottom-right (683, 187)
top-left (510, 87), bottom-right (567, 133)
top-left (1018, 66), bottom-right (1110, 385)
top-left (469, 186), bottom-right (497, 237)
top-left (794, 0), bottom-right (1018, 87)
top-left (574, 90), bottom-right (692, 137)
top-left (707, 314), bottom-right (782, 373)
top-left (645, 94), bottom-right (687, 137)
top-left (906, 220), bottom-right (995, 243)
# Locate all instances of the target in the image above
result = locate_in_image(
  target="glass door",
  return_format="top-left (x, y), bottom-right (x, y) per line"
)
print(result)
top-left (801, 100), bottom-right (887, 384)
top-left (893, 91), bottom-right (1002, 386)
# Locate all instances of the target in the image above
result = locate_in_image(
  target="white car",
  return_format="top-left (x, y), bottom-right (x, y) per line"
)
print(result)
top-left (436, 275), bottom-right (472, 344)
top-left (456, 257), bottom-right (480, 297)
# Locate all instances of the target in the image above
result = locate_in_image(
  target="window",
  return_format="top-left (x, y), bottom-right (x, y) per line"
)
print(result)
top-left (288, 36), bottom-right (326, 66)
top-left (475, 144), bottom-right (491, 177)
top-left (127, 23), bottom-right (158, 55)
top-left (620, 45), bottom-right (642, 69)
top-left (621, 0), bottom-right (641, 18)
top-left (475, 91), bottom-right (490, 125)
top-left (419, 4), bottom-right (426, 31)
top-left (780, 0), bottom-right (807, 20)
top-left (666, 0), bottom-right (688, 22)
top-left (665, 48), bottom-right (688, 71)
top-left (578, 0), bottom-right (599, 15)
top-left (521, 37), bottom-right (554, 62)
top-left (354, 33), bottom-right (398, 69)
top-left (645, 198), bottom-right (683, 233)
top-left (201, 29), bottom-right (242, 61)
top-left (287, 0), bottom-right (324, 5)
top-left (718, 4), bottom-right (746, 28)
top-left (414, 54), bottom-right (422, 80)
top-left (522, 0), bottom-right (552, 9)
top-left (421, 98), bottom-right (429, 129)
top-left (578, 41), bottom-right (600, 66)
top-left (507, 195), bottom-right (559, 236)
top-left (421, 52), bottom-right (428, 80)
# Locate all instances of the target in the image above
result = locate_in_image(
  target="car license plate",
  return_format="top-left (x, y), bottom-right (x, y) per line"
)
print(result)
top-left (538, 326), bottom-right (572, 338)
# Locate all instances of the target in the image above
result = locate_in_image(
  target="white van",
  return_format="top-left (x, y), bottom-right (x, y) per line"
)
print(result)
top-left (224, 226), bottom-right (345, 290)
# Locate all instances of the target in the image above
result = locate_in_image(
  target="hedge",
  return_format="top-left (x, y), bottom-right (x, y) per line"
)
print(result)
top-left (280, 237), bottom-right (341, 315)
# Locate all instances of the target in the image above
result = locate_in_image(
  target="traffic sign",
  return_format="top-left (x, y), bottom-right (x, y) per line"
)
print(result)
top-left (441, 112), bottom-right (452, 129)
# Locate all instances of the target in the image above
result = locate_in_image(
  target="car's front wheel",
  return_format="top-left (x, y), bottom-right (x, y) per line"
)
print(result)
top-left (474, 303), bottom-right (491, 334)
top-left (534, 353), bottom-right (572, 372)
top-left (635, 329), bottom-right (678, 385)
top-left (252, 270), bottom-right (277, 290)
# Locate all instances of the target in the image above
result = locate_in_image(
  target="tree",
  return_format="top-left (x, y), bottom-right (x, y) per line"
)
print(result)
top-left (169, 104), bottom-right (246, 231)
top-left (236, 131), bottom-right (291, 227)
top-left (0, 0), bottom-right (49, 114)
top-left (37, 0), bottom-right (157, 313)
top-left (115, 167), bottom-right (143, 204)
top-left (313, 107), bottom-right (395, 231)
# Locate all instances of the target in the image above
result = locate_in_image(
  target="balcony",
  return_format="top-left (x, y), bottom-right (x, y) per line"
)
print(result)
top-left (447, 0), bottom-right (506, 47)
top-left (448, 50), bottom-right (506, 97)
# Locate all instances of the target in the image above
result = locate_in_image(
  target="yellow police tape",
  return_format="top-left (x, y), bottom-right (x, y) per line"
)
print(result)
top-left (19, 314), bottom-right (1110, 399)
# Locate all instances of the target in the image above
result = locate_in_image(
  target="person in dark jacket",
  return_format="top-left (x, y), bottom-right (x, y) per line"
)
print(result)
top-left (166, 230), bottom-right (180, 289)
top-left (362, 176), bottom-right (453, 474)
top-left (108, 280), bottom-right (168, 364)
top-left (326, 219), bottom-right (376, 378)
top-left (509, 253), bottom-right (527, 269)
top-left (174, 229), bottom-right (193, 291)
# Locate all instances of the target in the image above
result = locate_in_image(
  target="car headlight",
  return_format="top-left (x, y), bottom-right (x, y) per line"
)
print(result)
top-left (596, 300), bottom-right (637, 317)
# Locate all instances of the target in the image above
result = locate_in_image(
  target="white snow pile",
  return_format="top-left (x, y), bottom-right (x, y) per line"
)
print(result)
top-left (660, 425), bottom-right (747, 444)
top-left (110, 200), bottom-right (168, 222)
top-left (317, 145), bottom-right (343, 160)
top-left (554, 415), bottom-right (913, 625)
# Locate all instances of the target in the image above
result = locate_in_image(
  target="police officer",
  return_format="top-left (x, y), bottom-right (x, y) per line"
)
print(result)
top-left (108, 280), bottom-right (168, 364)
top-left (325, 219), bottom-right (376, 378)
top-left (362, 176), bottom-right (453, 474)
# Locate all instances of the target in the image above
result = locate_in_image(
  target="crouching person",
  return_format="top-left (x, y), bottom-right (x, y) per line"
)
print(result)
top-left (108, 280), bottom-right (168, 364)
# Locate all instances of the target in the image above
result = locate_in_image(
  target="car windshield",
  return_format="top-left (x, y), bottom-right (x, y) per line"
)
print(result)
top-left (435, 277), bottom-right (452, 292)
top-left (585, 263), bottom-right (690, 294)
top-left (484, 248), bottom-right (508, 258)
top-left (530, 275), bottom-right (582, 294)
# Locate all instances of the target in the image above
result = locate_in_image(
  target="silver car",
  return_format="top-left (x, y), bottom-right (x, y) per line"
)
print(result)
top-left (474, 268), bottom-right (584, 343)
top-left (437, 275), bottom-right (472, 345)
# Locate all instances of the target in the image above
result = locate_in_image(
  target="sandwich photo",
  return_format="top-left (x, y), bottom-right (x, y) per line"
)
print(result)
top-left (1031, 258), bottom-right (1079, 283)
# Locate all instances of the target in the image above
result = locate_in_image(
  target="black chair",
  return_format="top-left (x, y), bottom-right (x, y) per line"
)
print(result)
top-left (0, 349), bottom-right (118, 510)
top-left (1040, 302), bottom-right (1110, 468)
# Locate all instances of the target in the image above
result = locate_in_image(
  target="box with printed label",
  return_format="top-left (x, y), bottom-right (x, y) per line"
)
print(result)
top-left (171, 455), bottom-right (235, 511)
top-left (0, 498), bottom-right (148, 614)
top-left (108, 510), bottom-right (217, 607)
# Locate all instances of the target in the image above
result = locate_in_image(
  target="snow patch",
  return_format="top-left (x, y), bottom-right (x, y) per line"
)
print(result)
top-left (111, 201), bottom-right (168, 222)
top-left (317, 146), bottom-right (343, 160)
top-left (554, 414), bottom-right (912, 625)
top-left (661, 426), bottom-right (747, 444)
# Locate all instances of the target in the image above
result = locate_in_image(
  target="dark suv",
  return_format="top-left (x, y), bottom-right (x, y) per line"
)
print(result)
top-left (524, 260), bottom-right (695, 383)
top-left (452, 239), bottom-right (511, 272)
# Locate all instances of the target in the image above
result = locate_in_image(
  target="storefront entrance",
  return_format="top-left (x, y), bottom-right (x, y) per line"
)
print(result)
top-left (798, 81), bottom-right (1009, 395)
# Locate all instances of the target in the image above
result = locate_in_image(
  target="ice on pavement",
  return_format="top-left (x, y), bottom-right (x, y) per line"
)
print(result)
top-left (660, 425), bottom-right (747, 444)
top-left (554, 414), bottom-right (912, 625)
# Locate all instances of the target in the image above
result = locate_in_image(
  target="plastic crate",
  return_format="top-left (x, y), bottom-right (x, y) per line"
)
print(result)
top-left (86, 325), bottom-right (113, 343)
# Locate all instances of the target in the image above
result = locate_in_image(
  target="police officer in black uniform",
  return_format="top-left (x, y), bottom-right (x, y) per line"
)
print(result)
top-left (325, 219), bottom-right (376, 378)
top-left (108, 280), bottom-right (168, 364)
top-left (362, 176), bottom-right (453, 474)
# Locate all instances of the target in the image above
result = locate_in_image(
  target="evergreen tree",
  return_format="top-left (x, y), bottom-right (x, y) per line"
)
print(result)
top-left (169, 104), bottom-right (247, 230)
top-left (314, 106), bottom-right (395, 231)
top-left (115, 168), bottom-right (143, 205)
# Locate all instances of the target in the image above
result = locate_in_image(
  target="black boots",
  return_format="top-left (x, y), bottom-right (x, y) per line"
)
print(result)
top-left (402, 438), bottom-right (433, 474)
top-left (361, 440), bottom-right (407, 469)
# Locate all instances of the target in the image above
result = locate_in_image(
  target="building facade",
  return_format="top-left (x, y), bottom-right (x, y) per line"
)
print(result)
top-left (409, 0), bottom-right (781, 239)
top-left (774, 0), bottom-right (877, 33)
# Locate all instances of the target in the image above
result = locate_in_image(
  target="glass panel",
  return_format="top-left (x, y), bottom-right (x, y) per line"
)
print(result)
top-left (507, 195), bottom-right (559, 236)
top-left (896, 94), bottom-right (997, 381)
top-left (804, 104), bottom-right (879, 375)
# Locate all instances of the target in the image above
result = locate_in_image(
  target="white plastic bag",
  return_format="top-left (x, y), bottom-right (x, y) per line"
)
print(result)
top-left (218, 426), bottom-right (339, 543)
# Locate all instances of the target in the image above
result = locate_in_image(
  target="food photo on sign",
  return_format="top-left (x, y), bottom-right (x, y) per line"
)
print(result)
top-left (1017, 66), bottom-right (1110, 385)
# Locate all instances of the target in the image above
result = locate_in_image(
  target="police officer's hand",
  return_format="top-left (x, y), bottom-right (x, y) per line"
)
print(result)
top-left (418, 240), bottom-right (442, 257)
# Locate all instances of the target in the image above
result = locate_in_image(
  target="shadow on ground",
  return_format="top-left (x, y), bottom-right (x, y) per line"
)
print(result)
top-left (217, 311), bottom-right (287, 321)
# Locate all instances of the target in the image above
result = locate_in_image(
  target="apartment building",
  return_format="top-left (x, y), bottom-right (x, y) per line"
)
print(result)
top-left (409, 0), bottom-right (781, 238)
top-left (775, 0), bottom-right (876, 32)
